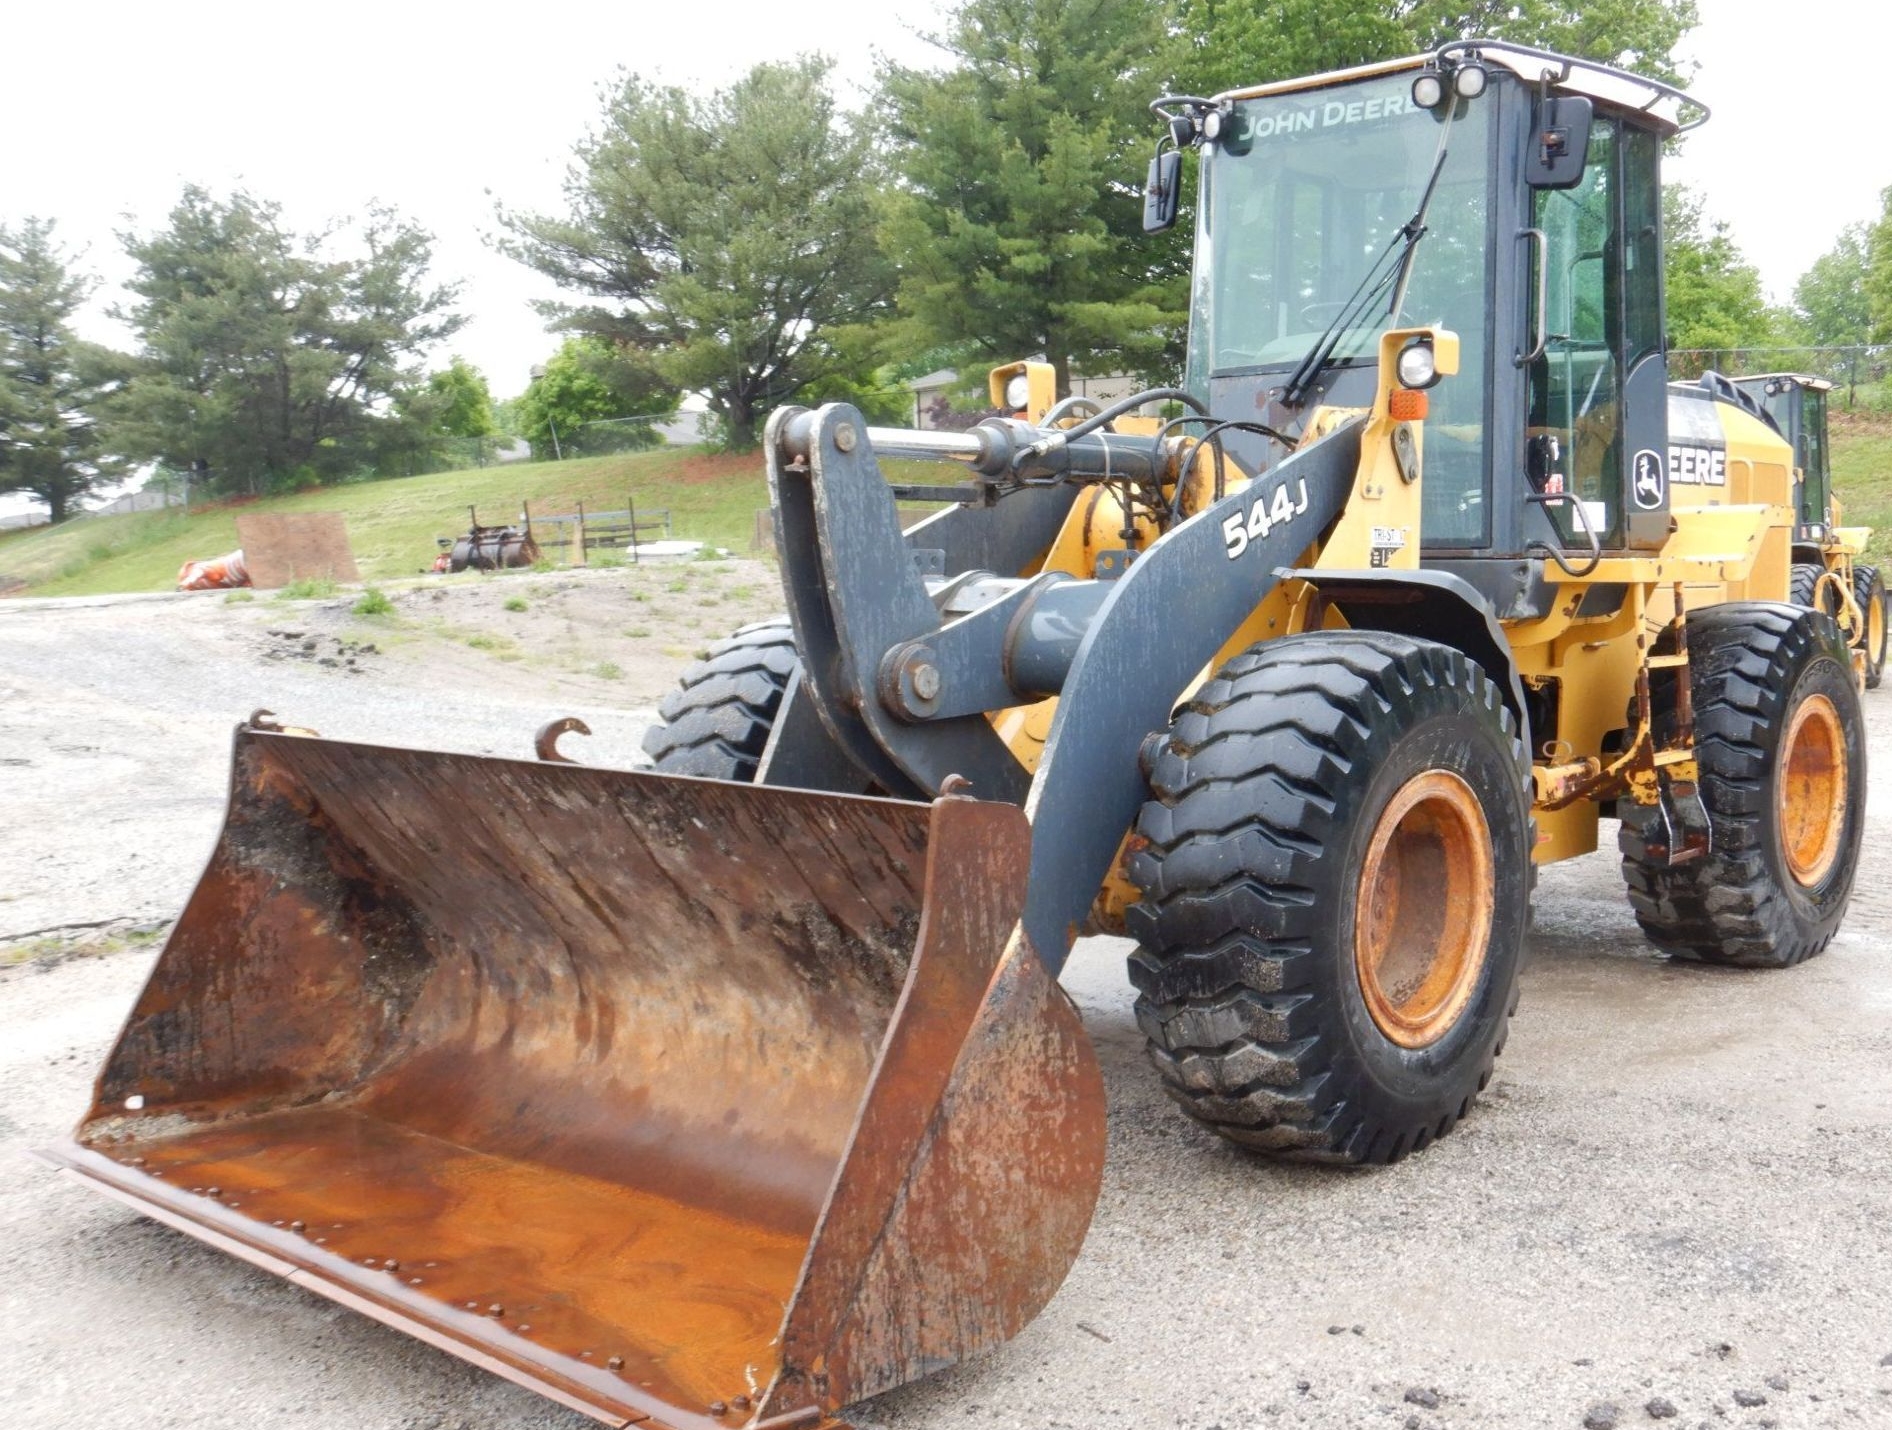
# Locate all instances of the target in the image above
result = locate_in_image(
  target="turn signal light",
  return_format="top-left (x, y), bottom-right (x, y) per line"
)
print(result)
top-left (1388, 389), bottom-right (1429, 422)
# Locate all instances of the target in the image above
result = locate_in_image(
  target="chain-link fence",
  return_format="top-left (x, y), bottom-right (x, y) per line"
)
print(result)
top-left (1669, 346), bottom-right (1890, 411)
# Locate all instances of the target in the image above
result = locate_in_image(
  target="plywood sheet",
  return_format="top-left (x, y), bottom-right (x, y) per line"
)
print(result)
top-left (235, 513), bottom-right (360, 589)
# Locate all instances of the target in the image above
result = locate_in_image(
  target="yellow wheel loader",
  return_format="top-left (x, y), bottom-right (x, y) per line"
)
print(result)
top-left (45, 39), bottom-right (1868, 1430)
top-left (1712, 371), bottom-right (1886, 686)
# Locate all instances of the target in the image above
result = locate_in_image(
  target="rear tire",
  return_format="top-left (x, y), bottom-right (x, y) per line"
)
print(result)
top-left (1853, 563), bottom-right (1886, 689)
top-left (641, 618), bottom-right (800, 780)
top-left (1125, 632), bottom-right (1533, 1165)
top-left (1620, 603), bottom-right (1864, 968)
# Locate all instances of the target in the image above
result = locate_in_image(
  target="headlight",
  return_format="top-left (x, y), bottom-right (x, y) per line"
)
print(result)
top-left (1202, 108), bottom-right (1224, 142)
top-left (1004, 373), bottom-right (1031, 411)
top-left (1453, 62), bottom-right (1488, 99)
top-left (1396, 338), bottom-right (1439, 390)
top-left (1411, 70), bottom-right (1445, 109)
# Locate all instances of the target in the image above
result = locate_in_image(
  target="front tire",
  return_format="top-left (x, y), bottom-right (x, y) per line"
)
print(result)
top-left (640, 617), bottom-right (799, 780)
top-left (1620, 603), bottom-right (1865, 967)
top-left (1125, 632), bottom-right (1533, 1165)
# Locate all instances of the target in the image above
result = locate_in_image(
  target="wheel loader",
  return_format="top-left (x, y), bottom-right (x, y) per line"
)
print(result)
top-left (1708, 371), bottom-right (1887, 686)
top-left (44, 39), bottom-right (1868, 1430)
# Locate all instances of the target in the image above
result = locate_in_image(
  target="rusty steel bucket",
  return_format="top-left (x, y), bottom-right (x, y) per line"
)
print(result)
top-left (42, 726), bottom-right (1106, 1429)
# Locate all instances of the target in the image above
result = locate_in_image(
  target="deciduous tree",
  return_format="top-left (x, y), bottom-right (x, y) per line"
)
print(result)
top-left (502, 58), bottom-right (889, 450)
top-left (1865, 187), bottom-right (1892, 346)
top-left (516, 336), bottom-right (672, 458)
top-left (1662, 186), bottom-right (1783, 361)
top-left (427, 356), bottom-right (499, 439)
top-left (0, 219), bottom-right (128, 523)
top-left (1789, 224), bottom-right (1869, 351)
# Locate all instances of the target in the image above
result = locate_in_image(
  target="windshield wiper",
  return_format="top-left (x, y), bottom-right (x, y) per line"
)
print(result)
top-left (1280, 137), bottom-right (1452, 409)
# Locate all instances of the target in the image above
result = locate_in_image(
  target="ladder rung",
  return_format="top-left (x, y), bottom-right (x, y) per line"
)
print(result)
top-left (1646, 654), bottom-right (1690, 668)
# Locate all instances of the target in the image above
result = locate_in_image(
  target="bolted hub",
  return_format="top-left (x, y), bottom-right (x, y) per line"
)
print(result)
top-left (878, 643), bottom-right (946, 721)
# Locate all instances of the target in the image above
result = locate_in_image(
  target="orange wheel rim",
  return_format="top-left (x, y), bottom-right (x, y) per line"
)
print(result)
top-left (1354, 770), bottom-right (1494, 1049)
top-left (1870, 596), bottom-right (1886, 663)
top-left (1777, 693), bottom-right (1847, 886)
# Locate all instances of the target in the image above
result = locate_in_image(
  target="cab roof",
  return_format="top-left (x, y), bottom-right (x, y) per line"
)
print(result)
top-left (1215, 39), bottom-right (1708, 136)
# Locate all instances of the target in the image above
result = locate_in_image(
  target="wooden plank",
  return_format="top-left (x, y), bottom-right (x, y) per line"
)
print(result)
top-left (235, 513), bottom-right (361, 589)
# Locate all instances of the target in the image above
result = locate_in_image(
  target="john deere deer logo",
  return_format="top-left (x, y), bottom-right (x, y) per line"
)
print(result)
top-left (1632, 449), bottom-right (1665, 510)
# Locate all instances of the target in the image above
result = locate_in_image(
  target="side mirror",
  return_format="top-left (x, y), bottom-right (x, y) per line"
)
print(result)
top-left (1525, 95), bottom-right (1593, 189)
top-left (1143, 148), bottom-right (1182, 233)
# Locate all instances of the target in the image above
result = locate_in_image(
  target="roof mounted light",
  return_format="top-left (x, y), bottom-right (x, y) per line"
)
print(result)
top-left (1453, 61), bottom-right (1488, 98)
top-left (1411, 68), bottom-right (1446, 110)
top-left (1201, 107), bottom-right (1225, 143)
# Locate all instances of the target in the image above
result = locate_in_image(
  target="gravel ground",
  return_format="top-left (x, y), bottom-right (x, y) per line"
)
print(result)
top-left (3, 576), bottom-right (1891, 1430)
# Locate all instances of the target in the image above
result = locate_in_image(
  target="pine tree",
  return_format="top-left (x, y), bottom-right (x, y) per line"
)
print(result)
top-left (502, 58), bottom-right (887, 450)
top-left (116, 188), bottom-right (463, 494)
top-left (0, 219), bottom-right (127, 523)
top-left (878, 0), bottom-right (1188, 395)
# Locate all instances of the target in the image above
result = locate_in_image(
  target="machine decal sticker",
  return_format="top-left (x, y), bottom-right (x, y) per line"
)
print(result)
top-left (1632, 449), bottom-right (1666, 509)
top-left (1221, 477), bottom-right (1311, 558)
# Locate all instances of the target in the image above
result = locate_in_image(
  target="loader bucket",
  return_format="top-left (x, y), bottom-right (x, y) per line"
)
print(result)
top-left (42, 727), bottom-right (1106, 1429)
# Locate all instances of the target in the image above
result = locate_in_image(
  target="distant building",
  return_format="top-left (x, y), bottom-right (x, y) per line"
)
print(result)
top-left (654, 411), bottom-right (704, 446)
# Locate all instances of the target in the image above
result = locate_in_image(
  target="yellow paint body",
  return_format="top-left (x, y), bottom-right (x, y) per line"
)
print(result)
top-left (970, 340), bottom-right (1833, 923)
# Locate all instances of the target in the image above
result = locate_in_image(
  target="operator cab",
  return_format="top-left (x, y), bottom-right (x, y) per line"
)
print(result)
top-left (1159, 42), bottom-right (1706, 599)
top-left (1731, 372), bottom-right (1835, 547)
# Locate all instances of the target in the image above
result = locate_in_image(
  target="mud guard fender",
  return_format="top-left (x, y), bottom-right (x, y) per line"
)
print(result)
top-left (1282, 566), bottom-right (1530, 742)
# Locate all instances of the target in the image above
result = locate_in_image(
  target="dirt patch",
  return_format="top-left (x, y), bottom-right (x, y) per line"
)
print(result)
top-left (310, 557), bottom-right (781, 705)
top-left (672, 451), bottom-right (768, 485)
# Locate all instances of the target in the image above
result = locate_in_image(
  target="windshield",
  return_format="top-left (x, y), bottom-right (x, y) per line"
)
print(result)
top-left (1185, 74), bottom-right (1493, 382)
top-left (1184, 72), bottom-right (1495, 546)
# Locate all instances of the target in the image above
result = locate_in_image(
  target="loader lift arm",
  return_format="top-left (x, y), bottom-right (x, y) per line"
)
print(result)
top-left (767, 400), bottom-right (1365, 973)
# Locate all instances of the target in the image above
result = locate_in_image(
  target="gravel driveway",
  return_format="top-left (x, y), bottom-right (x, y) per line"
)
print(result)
top-left (3, 581), bottom-right (1889, 1430)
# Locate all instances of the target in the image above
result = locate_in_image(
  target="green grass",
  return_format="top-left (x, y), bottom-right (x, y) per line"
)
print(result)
top-left (276, 577), bottom-right (338, 601)
top-left (352, 586), bottom-right (394, 616)
top-left (1830, 410), bottom-right (1892, 564)
top-left (0, 445), bottom-right (939, 598)
top-left (503, 596), bottom-right (528, 612)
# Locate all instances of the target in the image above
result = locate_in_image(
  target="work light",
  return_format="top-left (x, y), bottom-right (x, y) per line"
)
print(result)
top-left (1411, 69), bottom-right (1445, 109)
top-left (1396, 337), bottom-right (1440, 390)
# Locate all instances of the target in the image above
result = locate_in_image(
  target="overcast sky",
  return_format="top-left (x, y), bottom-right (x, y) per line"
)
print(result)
top-left (0, 0), bottom-right (1879, 419)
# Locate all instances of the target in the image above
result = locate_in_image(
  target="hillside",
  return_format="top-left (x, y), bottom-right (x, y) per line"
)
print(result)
top-left (1830, 409), bottom-right (1892, 561)
top-left (5, 420), bottom-right (1890, 598)
top-left (0, 446), bottom-right (800, 597)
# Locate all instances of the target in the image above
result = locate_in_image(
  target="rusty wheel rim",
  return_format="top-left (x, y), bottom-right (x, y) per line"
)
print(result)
top-left (1353, 770), bottom-right (1494, 1049)
top-left (1777, 693), bottom-right (1847, 886)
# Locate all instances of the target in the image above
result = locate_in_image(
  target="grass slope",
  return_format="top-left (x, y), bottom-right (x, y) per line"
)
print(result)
top-left (1830, 410), bottom-right (1892, 564)
top-left (0, 447), bottom-right (811, 597)
top-left (6, 420), bottom-right (1890, 597)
